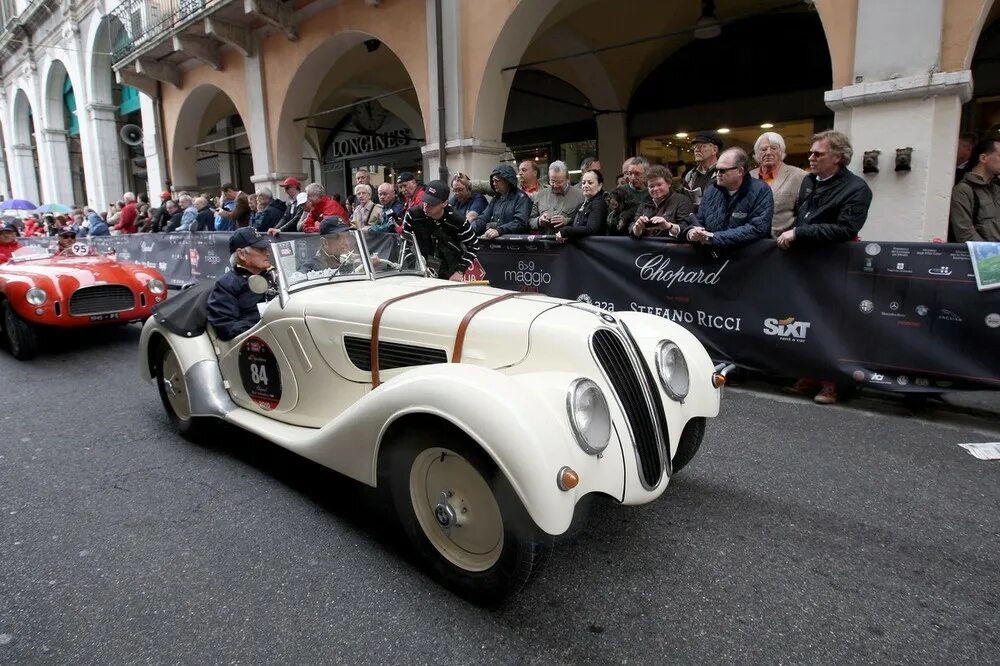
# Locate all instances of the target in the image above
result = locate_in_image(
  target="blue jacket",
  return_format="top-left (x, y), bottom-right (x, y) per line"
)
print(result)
top-left (687, 176), bottom-right (773, 249)
top-left (206, 266), bottom-right (266, 341)
top-left (368, 198), bottom-right (405, 233)
top-left (473, 164), bottom-right (531, 235)
top-left (251, 199), bottom-right (286, 232)
top-left (87, 212), bottom-right (109, 236)
top-left (449, 192), bottom-right (488, 219)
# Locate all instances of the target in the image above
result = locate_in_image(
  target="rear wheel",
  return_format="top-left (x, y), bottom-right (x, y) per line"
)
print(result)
top-left (153, 341), bottom-right (211, 440)
top-left (672, 417), bottom-right (707, 474)
top-left (3, 302), bottom-right (38, 360)
top-left (381, 429), bottom-right (553, 606)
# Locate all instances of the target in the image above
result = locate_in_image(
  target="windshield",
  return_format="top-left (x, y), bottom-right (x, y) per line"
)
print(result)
top-left (270, 230), bottom-right (426, 292)
top-left (9, 246), bottom-right (54, 262)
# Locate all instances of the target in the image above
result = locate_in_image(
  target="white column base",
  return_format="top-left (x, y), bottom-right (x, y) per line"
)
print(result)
top-left (39, 129), bottom-right (75, 205)
top-left (9, 145), bottom-right (40, 204)
top-left (825, 71), bottom-right (973, 242)
top-left (422, 138), bottom-right (511, 182)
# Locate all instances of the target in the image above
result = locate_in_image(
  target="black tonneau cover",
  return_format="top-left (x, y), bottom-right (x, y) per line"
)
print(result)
top-left (151, 281), bottom-right (214, 337)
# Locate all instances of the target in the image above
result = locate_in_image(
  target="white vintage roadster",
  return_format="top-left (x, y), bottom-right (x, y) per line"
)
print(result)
top-left (138, 231), bottom-right (728, 604)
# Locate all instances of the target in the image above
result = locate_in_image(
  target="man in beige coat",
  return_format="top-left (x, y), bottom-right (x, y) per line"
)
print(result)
top-left (949, 138), bottom-right (1000, 242)
top-left (750, 132), bottom-right (807, 238)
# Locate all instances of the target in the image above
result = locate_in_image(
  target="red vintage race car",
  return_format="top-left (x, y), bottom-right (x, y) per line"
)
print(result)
top-left (0, 243), bottom-right (168, 359)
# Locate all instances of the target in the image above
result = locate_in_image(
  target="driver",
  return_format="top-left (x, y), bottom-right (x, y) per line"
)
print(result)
top-left (207, 227), bottom-right (275, 341)
top-left (56, 228), bottom-right (78, 254)
top-left (0, 221), bottom-right (20, 263)
top-left (298, 217), bottom-right (364, 274)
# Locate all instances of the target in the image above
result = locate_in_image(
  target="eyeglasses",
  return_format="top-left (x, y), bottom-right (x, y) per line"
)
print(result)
top-left (808, 150), bottom-right (828, 157)
top-left (715, 166), bottom-right (741, 175)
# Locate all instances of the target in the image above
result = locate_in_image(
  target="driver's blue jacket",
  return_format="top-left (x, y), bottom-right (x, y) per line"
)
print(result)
top-left (206, 266), bottom-right (266, 341)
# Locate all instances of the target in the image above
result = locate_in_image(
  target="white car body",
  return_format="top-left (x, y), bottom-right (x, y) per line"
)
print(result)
top-left (138, 231), bottom-right (724, 601)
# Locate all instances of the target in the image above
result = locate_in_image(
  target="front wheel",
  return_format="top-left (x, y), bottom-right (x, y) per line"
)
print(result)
top-left (153, 341), bottom-right (211, 440)
top-left (672, 417), bottom-right (706, 474)
top-left (381, 429), bottom-right (552, 606)
top-left (3, 302), bottom-right (38, 360)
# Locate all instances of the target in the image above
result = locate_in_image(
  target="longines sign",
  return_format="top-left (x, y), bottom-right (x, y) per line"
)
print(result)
top-left (331, 128), bottom-right (414, 159)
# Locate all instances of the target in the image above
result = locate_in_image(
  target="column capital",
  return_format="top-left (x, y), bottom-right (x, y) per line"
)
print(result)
top-left (825, 70), bottom-right (973, 111)
top-left (40, 128), bottom-right (69, 139)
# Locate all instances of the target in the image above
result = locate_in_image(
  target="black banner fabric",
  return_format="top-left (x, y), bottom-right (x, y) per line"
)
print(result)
top-left (476, 237), bottom-right (1000, 392)
top-left (17, 233), bottom-right (1000, 391)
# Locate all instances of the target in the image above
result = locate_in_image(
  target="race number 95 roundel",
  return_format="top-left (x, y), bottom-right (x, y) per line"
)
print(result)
top-left (238, 336), bottom-right (282, 410)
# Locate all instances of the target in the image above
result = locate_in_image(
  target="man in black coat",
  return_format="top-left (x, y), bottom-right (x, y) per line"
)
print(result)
top-left (193, 196), bottom-right (216, 232)
top-left (402, 180), bottom-right (479, 281)
top-left (206, 228), bottom-right (274, 341)
top-left (777, 130), bottom-right (872, 249)
top-left (252, 188), bottom-right (286, 232)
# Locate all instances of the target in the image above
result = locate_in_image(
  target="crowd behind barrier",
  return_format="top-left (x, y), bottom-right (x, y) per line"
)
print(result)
top-left (19, 233), bottom-right (1000, 393)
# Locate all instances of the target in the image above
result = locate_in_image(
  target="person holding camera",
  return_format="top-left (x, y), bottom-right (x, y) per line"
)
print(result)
top-left (368, 182), bottom-right (406, 233)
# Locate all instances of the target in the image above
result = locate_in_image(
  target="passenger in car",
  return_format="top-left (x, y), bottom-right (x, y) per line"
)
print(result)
top-left (298, 217), bottom-right (365, 274)
top-left (206, 228), bottom-right (274, 341)
top-left (56, 228), bottom-right (78, 254)
top-left (0, 222), bottom-right (20, 263)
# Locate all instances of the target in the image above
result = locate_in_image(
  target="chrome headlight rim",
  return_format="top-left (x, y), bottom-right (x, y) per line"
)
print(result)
top-left (146, 278), bottom-right (166, 295)
top-left (25, 287), bottom-right (47, 306)
top-left (566, 377), bottom-right (612, 456)
top-left (655, 340), bottom-right (690, 402)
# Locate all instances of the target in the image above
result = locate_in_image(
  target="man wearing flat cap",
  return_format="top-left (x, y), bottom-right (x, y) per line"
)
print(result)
top-left (396, 171), bottom-right (426, 211)
top-left (298, 217), bottom-right (363, 274)
top-left (402, 180), bottom-right (479, 281)
top-left (207, 227), bottom-right (274, 341)
top-left (0, 221), bottom-right (21, 263)
top-left (683, 131), bottom-right (723, 209)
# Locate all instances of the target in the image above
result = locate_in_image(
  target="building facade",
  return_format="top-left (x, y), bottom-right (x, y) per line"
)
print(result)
top-left (0, 0), bottom-right (997, 241)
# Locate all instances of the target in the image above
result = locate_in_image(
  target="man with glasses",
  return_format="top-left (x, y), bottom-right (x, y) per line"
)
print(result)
top-left (683, 132), bottom-right (723, 210)
top-left (529, 160), bottom-right (584, 234)
top-left (684, 147), bottom-right (772, 251)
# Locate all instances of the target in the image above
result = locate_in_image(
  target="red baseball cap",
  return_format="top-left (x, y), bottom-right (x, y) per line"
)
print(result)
top-left (160, 191), bottom-right (171, 200)
top-left (280, 177), bottom-right (302, 188)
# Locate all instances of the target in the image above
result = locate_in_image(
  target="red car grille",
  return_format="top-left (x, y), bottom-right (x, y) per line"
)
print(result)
top-left (69, 285), bottom-right (136, 316)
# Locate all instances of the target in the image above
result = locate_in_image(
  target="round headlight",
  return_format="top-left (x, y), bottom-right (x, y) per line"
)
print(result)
top-left (25, 287), bottom-right (47, 306)
top-left (656, 341), bottom-right (690, 401)
top-left (146, 278), bottom-right (166, 295)
top-left (567, 378), bottom-right (611, 455)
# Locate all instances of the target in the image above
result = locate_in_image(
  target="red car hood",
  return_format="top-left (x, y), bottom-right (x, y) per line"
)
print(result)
top-left (0, 255), bottom-right (159, 298)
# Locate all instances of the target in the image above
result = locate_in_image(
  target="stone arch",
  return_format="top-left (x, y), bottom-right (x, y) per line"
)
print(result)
top-left (83, 12), bottom-right (129, 207)
top-left (8, 88), bottom-right (41, 203)
top-left (40, 59), bottom-right (82, 204)
top-left (169, 84), bottom-right (253, 192)
top-left (273, 30), bottom-right (429, 174)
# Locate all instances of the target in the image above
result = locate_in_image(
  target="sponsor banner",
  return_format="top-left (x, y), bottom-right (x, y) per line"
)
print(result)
top-left (18, 233), bottom-right (1000, 391)
top-left (478, 236), bottom-right (1000, 392)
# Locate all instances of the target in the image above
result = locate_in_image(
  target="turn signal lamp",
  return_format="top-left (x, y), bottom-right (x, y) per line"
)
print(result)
top-left (557, 466), bottom-right (579, 491)
top-left (712, 373), bottom-right (727, 388)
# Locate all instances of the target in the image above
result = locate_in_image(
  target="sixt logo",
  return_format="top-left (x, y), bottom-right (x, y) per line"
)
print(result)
top-left (763, 316), bottom-right (811, 341)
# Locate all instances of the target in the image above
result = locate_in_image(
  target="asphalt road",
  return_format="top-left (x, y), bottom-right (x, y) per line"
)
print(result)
top-left (1, 326), bottom-right (998, 664)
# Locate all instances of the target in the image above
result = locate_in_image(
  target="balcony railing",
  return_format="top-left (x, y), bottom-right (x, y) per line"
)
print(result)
top-left (110, 0), bottom-right (222, 65)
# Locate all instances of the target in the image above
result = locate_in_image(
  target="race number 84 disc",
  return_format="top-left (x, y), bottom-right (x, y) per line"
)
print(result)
top-left (239, 336), bottom-right (282, 410)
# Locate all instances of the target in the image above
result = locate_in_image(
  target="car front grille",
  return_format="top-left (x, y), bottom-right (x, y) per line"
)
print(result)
top-left (344, 335), bottom-right (447, 371)
top-left (69, 285), bottom-right (136, 316)
top-left (591, 327), bottom-right (666, 488)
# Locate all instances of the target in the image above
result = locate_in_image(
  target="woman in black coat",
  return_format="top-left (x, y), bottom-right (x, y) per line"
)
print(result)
top-left (556, 169), bottom-right (607, 241)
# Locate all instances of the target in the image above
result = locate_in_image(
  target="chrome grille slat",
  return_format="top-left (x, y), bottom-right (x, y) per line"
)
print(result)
top-left (592, 328), bottom-right (664, 488)
top-left (68, 285), bottom-right (135, 316)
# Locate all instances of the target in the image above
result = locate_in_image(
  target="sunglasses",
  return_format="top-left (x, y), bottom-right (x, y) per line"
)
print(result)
top-left (808, 150), bottom-right (828, 157)
top-left (715, 166), bottom-right (741, 175)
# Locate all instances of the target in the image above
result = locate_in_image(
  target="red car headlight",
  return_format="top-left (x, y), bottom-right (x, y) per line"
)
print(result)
top-left (146, 279), bottom-right (166, 295)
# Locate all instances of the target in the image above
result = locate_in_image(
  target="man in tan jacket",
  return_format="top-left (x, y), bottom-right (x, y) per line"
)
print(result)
top-left (750, 132), bottom-right (807, 238)
top-left (949, 138), bottom-right (1000, 242)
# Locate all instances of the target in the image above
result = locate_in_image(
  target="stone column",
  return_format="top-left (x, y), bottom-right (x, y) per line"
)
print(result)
top-left (8, 144), bottom-right (40, 204)
top-left (244, 49), bottom-right (279, 194)
top-left (422, 139), bottom-right (510, 183)
top-left (38, 129), bottom-right (74, 205)
top-left (823, 0), bottom-right (964, 241)
top-left (597, 112), bottom-right (627, 176)
top-left (140, 93), bottom-right (166, 197)
top-left (87, 102), bottom-right (127, 208)
top-left (0, 147), bottom-right (10, 200)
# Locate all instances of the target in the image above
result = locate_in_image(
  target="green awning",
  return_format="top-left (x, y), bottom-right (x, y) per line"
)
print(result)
top-left (63, 75), bottom-right (79, 137)
top-left (119, 84), bottom-right (140, 116)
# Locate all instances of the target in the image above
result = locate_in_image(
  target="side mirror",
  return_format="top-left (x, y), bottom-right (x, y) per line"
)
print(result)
top-left (247, 274), bottom-right (270, 294)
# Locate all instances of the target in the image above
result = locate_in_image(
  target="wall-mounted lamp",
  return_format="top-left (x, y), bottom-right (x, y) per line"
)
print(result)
top-left (862, 150), bottom-right (881, 174)
top-left (895, 147), bottom-right (913, 172)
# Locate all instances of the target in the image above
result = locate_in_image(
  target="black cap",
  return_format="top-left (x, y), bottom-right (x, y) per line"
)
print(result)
top-left (0, 221), bottom-right (18, 234)
top-left (422, 180), bottom-right (449, 206)
top-left (57, 227), bottom-right (77, 237)
top-left (396, 171), bottom-right (416, 184)
top-left (229, 227), bottom-right (271, 253)
top-left (691, 131), bottom-right (723, 150)
top-left (319, 216), bottom-right (352, 236)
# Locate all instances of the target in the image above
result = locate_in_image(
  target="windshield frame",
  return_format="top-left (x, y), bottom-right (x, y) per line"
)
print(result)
top-left (267, 229), bottom-right (427, 300)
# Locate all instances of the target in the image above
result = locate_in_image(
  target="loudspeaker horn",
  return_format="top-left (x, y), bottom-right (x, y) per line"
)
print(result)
top-left (120, 124), bottom-right (144, 146)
